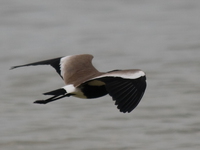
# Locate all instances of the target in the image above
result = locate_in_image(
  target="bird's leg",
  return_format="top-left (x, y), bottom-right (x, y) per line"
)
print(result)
top-left (34, 94), bottom-right (71, 104)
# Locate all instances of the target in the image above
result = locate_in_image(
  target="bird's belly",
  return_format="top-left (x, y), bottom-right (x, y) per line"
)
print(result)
top-left (75, 85), bottom-right (108, 99)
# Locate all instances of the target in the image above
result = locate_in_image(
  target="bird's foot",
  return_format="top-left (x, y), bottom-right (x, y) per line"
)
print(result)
top-left (34, 100), bottom-right (48, 104)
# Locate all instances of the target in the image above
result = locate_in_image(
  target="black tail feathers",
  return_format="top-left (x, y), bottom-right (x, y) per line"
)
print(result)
top-left (43, 88), bottom-right (67, 95)
top-left (34, 88), bottom-right (71, 104)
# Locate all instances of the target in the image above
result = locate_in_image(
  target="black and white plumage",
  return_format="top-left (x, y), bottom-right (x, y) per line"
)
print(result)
top-left (11, 54), bottom-right (147, 113)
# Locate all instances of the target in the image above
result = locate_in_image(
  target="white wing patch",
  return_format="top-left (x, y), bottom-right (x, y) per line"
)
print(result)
top-left (92, 70), bottom-right (145, 80)
top-left (120, 70), bottom-right (145, 79)
top-left (60, 56), bottom-right (72, 78)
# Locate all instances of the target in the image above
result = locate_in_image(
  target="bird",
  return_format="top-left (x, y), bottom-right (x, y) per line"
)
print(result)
top-left (10, 54), bottom-right (146, 113)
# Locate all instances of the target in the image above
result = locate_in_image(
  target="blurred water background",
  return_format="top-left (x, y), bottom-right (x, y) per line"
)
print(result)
top-left (1, 0), bottom-right (200, 150)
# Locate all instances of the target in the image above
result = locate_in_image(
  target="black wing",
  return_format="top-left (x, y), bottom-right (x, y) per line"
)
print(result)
top-left (10, 57), bottom-right (63, 79)
top-left (100, 76), bottom-right (146, 113)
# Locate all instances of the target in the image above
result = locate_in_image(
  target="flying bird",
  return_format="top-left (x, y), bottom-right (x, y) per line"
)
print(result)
top-left (11, 54), bottom-right (146, 113)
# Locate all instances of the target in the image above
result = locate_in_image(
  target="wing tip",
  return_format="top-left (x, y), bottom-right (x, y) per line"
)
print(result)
top-left (10, 66), bottom-right (15, 70)
top-left (10, 65), bottom-right (23, 70)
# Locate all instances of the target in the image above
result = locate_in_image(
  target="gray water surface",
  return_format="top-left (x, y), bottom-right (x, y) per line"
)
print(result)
top-left (1, 0), bottom-right (200, 150)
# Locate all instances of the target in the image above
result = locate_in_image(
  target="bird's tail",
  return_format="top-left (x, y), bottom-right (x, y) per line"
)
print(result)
top-left (34, 88), bottom-right (72, 104)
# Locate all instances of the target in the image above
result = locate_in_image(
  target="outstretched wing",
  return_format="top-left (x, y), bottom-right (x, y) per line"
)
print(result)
top-left (10, 57), bottom-right (63, 78)
top-left (10, 54), bottom-right (98, 84)
top-left (86, 70), bottom-right (147, 113)
top-left (103, 76), bottom-right (146, 113)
